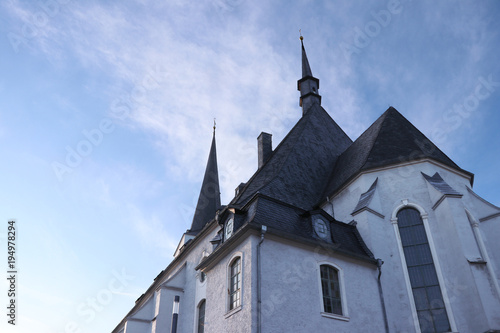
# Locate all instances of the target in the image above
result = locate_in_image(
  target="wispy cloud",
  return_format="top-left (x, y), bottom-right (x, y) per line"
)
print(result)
top-left (128, 204), bottom-right (179, 255)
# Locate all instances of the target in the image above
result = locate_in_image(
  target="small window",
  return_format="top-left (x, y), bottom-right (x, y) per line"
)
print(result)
top-left (197, 299), bottom-right (206, 333)
top-left (229, 257), bottom-right (241, 310)
top-left (313, 218), bottom-right (328, 239)
top-left (320, 265), bottom-right (342, 315)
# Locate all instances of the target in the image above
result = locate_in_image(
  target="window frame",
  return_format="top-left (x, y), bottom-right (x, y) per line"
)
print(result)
top-left (391, 200), bottom-right (457, 333)
top-left (317, 262), bottom-right (349, 321)
top-left (225, 252), bottom-right (243, 316)
top-left (229, 257), bottom-right (241, 310)
top-left (196, 299), bottom-right (206, 333)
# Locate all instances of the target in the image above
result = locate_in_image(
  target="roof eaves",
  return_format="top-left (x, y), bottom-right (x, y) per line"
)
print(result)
top-left (197, 220), bottom-right (377, 272)
top-left (265, 223), bottom-right (377, 264)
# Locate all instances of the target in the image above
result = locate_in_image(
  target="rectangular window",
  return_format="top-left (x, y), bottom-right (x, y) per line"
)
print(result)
top-left (320, 265), bottom-right (342, 315)
top-left (229, 258), bottom-right (241, 310)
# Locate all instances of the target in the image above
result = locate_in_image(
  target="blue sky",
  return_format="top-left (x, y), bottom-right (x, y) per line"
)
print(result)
top-left (0, 0), bottom-right (499, 332)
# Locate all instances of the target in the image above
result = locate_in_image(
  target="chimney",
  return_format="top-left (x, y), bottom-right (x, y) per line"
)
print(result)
top-left (257, 132), bottom-right (272, 169)
top-left (235, 182), bottom-right (246, 196)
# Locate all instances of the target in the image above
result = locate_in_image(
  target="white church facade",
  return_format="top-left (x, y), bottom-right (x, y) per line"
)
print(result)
top-left (112, 39), bottom-right (500, 333)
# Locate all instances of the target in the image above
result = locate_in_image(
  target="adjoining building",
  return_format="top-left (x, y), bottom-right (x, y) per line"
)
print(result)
top-left (112, 39), bottom-right (500, 333)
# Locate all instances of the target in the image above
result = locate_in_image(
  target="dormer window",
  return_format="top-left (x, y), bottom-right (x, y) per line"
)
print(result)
top-left (313, 218), bottom-right (328, 239)
top-left (225, 217), bottom-right (234, 241)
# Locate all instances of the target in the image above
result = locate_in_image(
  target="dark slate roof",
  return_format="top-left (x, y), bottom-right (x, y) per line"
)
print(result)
top-left (230, 103), bottom-right (352, 211)
top-left (330, 220), bottom-right (374, 259)
top-left (422, 172), bottom-right (462, 196)
top-left (352, 178), bottom-right (378, 214)
top-left (248, 196), bottom-right (373, 260)
top-left (324, 107), bottom-right (469, 197)
top-left (189, 133), bottom-right (221, 234)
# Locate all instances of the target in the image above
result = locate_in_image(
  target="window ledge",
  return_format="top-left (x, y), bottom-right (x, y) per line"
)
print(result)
top-left (321, 312), bottom-right (350, 321)
top-left (224, 306), bottom-right (242, 318)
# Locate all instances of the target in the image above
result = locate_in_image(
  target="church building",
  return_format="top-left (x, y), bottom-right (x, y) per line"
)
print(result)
top-left (112, 39), bottom-right (500, 333)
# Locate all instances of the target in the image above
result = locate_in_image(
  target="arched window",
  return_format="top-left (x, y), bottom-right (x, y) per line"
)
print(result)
top-left (320, 264), bottom-right (342, 315)
top-left (397, 208), bottom-right (450, 333)
top-left (197, 299), bottom-right (205, 333)
top-left (229, 257), bottom-right (241, 310)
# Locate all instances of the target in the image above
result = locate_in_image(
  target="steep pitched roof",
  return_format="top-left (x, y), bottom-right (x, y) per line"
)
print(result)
top-left (231, 103), bottom-right (352, 211)
top-left (189, 132), bottom-right (221, 234)
top-left (324, 107), bottom-right (470, 197)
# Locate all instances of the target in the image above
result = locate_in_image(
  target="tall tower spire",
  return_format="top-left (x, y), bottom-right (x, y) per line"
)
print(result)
top-left (297, 36), bottom-right (321, 115)
top-left (189, 126), bottom-right (221, 235)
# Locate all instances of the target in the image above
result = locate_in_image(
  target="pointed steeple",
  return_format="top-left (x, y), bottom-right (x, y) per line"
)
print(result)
top-left (301, 38), bottom-right (313, 78)
top-left (297, 36), bottom-right (321, 114)
top-left (189, 125), bottom-right (221, 235)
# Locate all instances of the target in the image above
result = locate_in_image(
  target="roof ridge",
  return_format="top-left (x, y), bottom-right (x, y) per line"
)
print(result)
top-left (230, 106), bottom-right (313, 206)
top-left (389, 109), bottom-right (460, 170)
top-left (233, 102), bottom-right (351, 209)
top-left (320, 108), bottom-right (389, 201)
top-left (359, 107), bottom-right (392, 169)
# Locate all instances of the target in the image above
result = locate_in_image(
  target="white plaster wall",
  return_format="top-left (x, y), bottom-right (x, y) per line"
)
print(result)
top-left (118, 162), bottom-right (500, 333)
top-left (204, 236), bottom-right (256, 333)
top-left (129, 296), bottom-right (154, 321)
top-left (430, 197), bottom-right (490, 332)
top-left (124, 320), bottom-right (151, 333)
top-left (258, 235), bottom-right (385, 332)
top-left (153, 287), bottom-right (184, 333)
top-left (481, 216), bottom-right (500, 279)
top-left (118, 224), bottom-right (221, 333)
top-left (329, 160), bottom-right (500, 332)
top-left (173, 227), bottom-right (221, 333)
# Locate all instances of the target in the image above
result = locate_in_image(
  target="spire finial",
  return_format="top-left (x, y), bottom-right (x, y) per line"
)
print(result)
top-left (213, 118), bottom-right (216, 134)
top-left (297, 33), bottom-right (321, 113)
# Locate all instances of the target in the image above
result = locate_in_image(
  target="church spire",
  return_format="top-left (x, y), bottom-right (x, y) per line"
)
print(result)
top-left (301, 36), bottom-right (313, 77)
top-left (297, 35), bottom-right (321, 114)
top-left (189, 125), bottom-right (221, 235)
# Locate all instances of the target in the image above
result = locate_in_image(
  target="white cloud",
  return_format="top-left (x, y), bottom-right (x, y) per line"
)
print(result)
top-left (128, 204), bottom-right (178, 256)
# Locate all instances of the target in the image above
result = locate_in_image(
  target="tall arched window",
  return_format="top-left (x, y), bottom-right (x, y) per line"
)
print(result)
top-left (229, 257), bottom-right (241, 310)
top-left (320, 264), bottom-right (342, 315)
top-left (397, 208), bottom-right (450, 333)
top-left (197, 299), bottom-right (205, 333)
